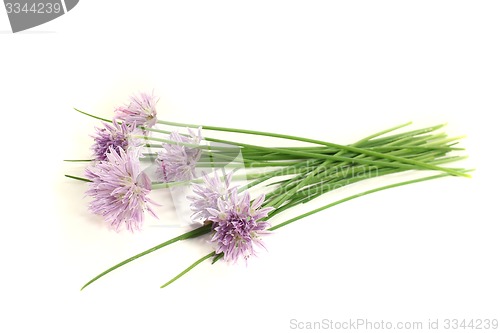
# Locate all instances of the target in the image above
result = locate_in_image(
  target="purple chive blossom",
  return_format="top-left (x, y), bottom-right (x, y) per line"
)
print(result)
top-left (84, 147), bottom-right (158, 232)
top-left (208, 190), bottom-right (273, 262)
top-left (91, 120), bottom-right (140, 161)
top-left (188, 171), bottom-right (235, 223)
top-left (114, 92), bottom-right (158, 128)
top-left (156, 128), bottom-right (203, 182)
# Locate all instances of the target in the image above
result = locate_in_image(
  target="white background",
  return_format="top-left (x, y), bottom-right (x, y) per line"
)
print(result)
top-left (1, 1), bottom-right (499, 332)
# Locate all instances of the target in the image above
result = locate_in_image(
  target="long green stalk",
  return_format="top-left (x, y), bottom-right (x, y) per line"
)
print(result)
top-left (160, 252), bottom-right (216, 288)
top-left (160, 171), bottom-right (465, 289)
top-left (80, 224), bottom-right (212, 290)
